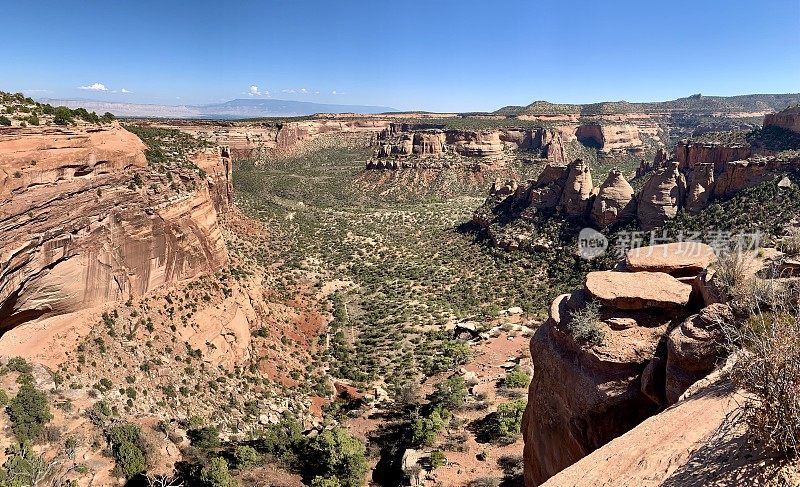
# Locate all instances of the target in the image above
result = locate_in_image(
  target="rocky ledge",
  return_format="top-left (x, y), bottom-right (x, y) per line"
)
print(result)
top-left (522, 243), bottom-right (729, 485)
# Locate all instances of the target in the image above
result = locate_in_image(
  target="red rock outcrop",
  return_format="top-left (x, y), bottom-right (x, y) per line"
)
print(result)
top-left (590, 170), bottom-right (635, 227)
top-left (674, 141), bottom-right (752, 169)
top-left (764, 105), bottom-right (800, 134)
top-left (625, 242), bottom-right (717, 276)
top-left (665, 303), bottom-right (732, 404)
top-left (0, 124), bottom-right (228, 332)
top-left (576, 123), bottom-right (644, 155)
top-left (559, 159), bottom-right (593, 217)
top-left (636, 161), bottom-right (687, 230)
top-left (370, 125), bottom-right (568, 168)
top-left (523, 247), bottom-right (724, 486)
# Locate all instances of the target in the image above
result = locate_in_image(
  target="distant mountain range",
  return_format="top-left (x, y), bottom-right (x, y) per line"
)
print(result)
top-left (38, 97), bottom-right (399, 119)
top-left (495, 93), bottom-right (800, 116)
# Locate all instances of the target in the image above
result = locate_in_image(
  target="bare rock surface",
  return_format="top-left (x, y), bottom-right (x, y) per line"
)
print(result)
top-left (636, 161), bottom-right (687, 230)
top-left (585, 271), bottom-right (692, 309)
top-left (0, 124), bottom-right (229, 334)
top-left (590, 169), bottom-right (635, 227)
top-left (625, 242), bottom-right (716, 276)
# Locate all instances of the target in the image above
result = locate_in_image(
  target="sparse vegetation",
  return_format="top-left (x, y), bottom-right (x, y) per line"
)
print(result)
top-left (567, 301), bottom-right (604, 347)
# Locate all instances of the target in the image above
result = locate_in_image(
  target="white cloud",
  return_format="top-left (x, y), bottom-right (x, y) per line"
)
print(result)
top-left (331, 90), bottom-right (344, 96)
top-left (120, 88), bottom-right (131, 94)
top-left (248, 85), bottom-right (267, 96)
top-left (282, 87), bottom-right (310, 95)
top-left (78, 82), bottom-right (108, 91)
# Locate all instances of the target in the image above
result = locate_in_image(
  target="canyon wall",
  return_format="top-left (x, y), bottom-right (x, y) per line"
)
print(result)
top-left (367, 124), bottom-right (567, 169)
top-left (764, 105), bottom-right (800, 134)
top-left (153, 119), bottom-right (393, 159)
top-left (0, 124), bottom-right (229, 333)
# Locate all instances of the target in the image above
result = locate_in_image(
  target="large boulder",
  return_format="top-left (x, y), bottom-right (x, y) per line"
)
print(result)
top-left (590, 170), bottom-right (635, 227)
top-left (636, 162), bottom-right (686, 230)
top-left (585, 271), bottom-right (692, 310)
top-left (665, 303), bottom-right (732, 404)
top-left (625, 242), bottom-right (717, 277)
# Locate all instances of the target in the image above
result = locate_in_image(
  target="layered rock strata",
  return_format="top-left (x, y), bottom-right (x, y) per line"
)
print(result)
top-left (0, 124), bottom-right (229, 333)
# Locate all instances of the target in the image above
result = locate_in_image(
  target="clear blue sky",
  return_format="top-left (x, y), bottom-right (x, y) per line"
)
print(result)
top-left (3, 0), bottom-right (799, 112)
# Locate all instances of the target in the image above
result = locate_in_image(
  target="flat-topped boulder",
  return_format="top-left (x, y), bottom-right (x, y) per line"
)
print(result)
top-left (625, 242), bottom-right (717, 276)
top-left (585, 271), bottom-right (692, 310)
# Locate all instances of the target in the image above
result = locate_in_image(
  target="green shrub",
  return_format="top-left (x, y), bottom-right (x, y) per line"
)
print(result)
top-left (200, 457), bottom-right (235, 487)
top-left (7, 384), bottom-right (52, 442)
top-left (429, 375), bottom-right (467, 410)
top-left (233, 445), bottom-right (261, 469)
top-left (6, 357), bottom-right (32, 374)
top-left (0, 116), bottom-right (11, 126)
top-left (429, 450), bottom-right (446, 469)
top-left (53, 106), bottom-right (73, 125)
top-left (2, 442), bottom-right (48, 486)
top-left (311, 477), bottom-right (342, 487)
top-left (305, 428), bottom-right (367, 487)
top-left (188, 426), bottom-right (220, 450)
top-left (567, 301), bottom-right (604, 347)
top-left (494, 400), bottom-right (526, 440)
top-left (503, 365), bottom-right (531, 388)
top-left (411, 408), bottom-right (447, 447)
top-left (115, 440), bottom-right (145, 479)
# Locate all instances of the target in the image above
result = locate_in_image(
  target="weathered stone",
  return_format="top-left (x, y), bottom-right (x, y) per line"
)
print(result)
top-left (585, 271), bottom-right (692, 310)
top-left (590, 170), bottom-right (635, 227)
top-left (665, 303), bottom-right (732, 404)
top-left (625, 242), bottom-right (716, 276)
top-left (636, 161), bottom-right (686, 230)
top-left (559, 159), bottom-right (593, 217)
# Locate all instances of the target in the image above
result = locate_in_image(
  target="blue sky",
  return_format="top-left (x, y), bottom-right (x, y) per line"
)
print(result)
top-left (2, 0), bottom-right (799, 112)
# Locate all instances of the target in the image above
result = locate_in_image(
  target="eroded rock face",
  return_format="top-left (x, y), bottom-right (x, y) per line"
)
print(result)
top-left (685, 163), bottom-right (715, 213)
top-left (590, 170), bottom-right (635, 227)
top-left (665, 303), bottom-right (732, 404)
top-left (522, 290), bottom-right (672, 486)
top-left (764, 105), bottom-right (800, 134)
top-left (636, 162), bottom-right (686, 230)
top-left (0, 124), bottom-right (228, 332)
top-left (625, 242), bottom-right (717, 276)
top-left (523, 246), bottom-right (724, 486)
top-left (559, 159), bottom-right (593, 217)
top-left (576, 124), bottom-right (644, 155)
top-left (585, 271), bottom-right (692, 310)
top-left (674, 141), bottom-right (752, 169)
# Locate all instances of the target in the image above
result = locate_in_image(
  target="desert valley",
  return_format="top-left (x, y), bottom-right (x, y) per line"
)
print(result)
top-left (2, 1), bottom-right (800, 486)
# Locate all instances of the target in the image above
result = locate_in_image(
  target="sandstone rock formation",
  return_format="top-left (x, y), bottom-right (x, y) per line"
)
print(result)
top-left (764, 105), bottom-right (800, 134)
top-left (576, 123), bottom-right (644, 155)
top-left (558, 159), bottom-right (593, 217)
top-left (636, 161), bottom-right (687, 230)
top-left (625, 242), bottom-right (717, 276)
top-left (368, 124), bottom-right (568, 169)
top-left (0, 124), bottom-right (229, 333)
top-left (523, 246), bottom-right (723, 486)
top-left (590, 170), bottom-right (635, 227)
top-left (674, 141), bottom-right (752, 169)
top-left (585, 271), bottom-right (692, 309)
top-left (665, 303), bottom-right (732, 404)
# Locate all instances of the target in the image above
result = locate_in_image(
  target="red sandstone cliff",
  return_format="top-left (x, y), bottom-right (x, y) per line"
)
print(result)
top-left (0, 123), bottom-right (229, 333)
